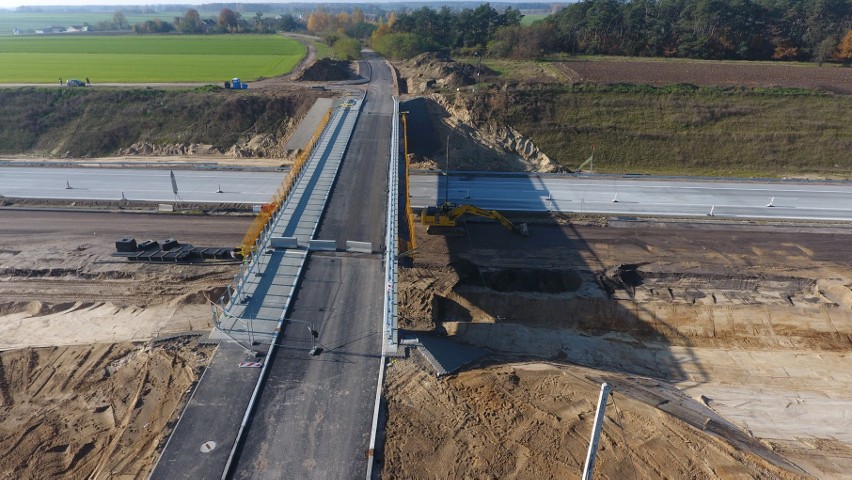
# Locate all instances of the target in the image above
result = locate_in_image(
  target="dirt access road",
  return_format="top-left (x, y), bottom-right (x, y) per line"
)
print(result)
top-left (0, 209), bottom-right (249, 348)
top-left (383, 216), bottom-right (852, 479)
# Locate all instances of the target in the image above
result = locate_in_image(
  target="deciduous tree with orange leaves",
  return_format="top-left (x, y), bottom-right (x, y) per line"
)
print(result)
top-left (835, 30), bottom-right (852, 65)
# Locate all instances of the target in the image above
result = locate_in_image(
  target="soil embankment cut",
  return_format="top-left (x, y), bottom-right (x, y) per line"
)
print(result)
top-left (386, 218), bottom-right (852, 478)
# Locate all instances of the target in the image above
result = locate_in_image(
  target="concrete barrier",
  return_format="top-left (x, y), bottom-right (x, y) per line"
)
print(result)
top-left (346, 241), bottom-right (373, 253)
top-left (308, 239), bottom-right (337, 251)
top-left (270, 237), bottom-right (299, 249)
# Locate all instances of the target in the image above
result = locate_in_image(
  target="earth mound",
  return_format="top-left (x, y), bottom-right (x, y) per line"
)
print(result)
top-left (295, 59), bottom-right (354, 81)
top-left (398, 52), bottom-right (497, 94)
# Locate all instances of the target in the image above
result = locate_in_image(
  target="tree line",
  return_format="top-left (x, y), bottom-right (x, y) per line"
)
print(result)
top-left (89, 2), bottom-right (852, 65)
top-left (547, 0), bottom-right (852, 62)
top-left (370, 0), bottom-right (852, 64)
top-left (371, 4), bottom-right (524, 58)
top-left (91, 9), bottom-right (303, 34)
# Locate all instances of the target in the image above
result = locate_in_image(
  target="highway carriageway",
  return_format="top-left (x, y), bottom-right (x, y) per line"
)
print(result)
top-left (0, 166), bottom-right (285, 204)
top-left (409, 173), bottom-right (852, 223)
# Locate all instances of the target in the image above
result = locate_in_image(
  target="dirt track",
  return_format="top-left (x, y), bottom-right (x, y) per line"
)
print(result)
top-left (384, 217), bottom-right (852, 479)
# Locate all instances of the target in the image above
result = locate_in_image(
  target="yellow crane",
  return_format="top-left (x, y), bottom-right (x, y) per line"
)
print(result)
top-left (420, 202), bottom-right (529, 236)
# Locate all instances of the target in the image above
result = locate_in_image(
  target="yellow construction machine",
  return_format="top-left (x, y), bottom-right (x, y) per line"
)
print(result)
top-left (420, 203), bottom-right (529, 236)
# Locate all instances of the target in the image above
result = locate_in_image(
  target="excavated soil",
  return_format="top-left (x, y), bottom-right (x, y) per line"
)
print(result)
top-left (0, 212), bottom-right (245, 349)
top-left (0, 210), bottom-right (248, 478)
top-left (396, 52), bottom-right (495, 95)
top-left (294, 58), bottom-right (356, 82)
top-left (386, 217), bottom-right (852, 479)
top-left (383, 358), bottom-right (802, 480)
top-left (0, 340), bottom-right (211, 479)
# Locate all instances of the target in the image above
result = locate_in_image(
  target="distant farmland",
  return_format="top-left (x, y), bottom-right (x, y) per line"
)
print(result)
top-left (0, 35), bottom-right (306, 83)
top-left (0, 11), bottom-right (192, 35)
top-left (557, 58), bottom-right (852, 95)
top-left (520, 13), bottom-right (549, 25)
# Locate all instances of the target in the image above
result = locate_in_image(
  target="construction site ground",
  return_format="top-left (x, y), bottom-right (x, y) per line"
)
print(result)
top-left (0, 209), bottom-right (249, 478)
top-left (1, 208), bottom-right (851, 479)
top-left (1, 53), bottom-right (851, 478)
top-left (383, 216), bottom-right (852, 479)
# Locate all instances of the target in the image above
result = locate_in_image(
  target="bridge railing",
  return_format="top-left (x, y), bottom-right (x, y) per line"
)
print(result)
top-left (213, 106), bottom-right (336, 323)
top-left (237, 108), bottom-right (332, 260)
top-left (383, 97), bottom-right (400, 349)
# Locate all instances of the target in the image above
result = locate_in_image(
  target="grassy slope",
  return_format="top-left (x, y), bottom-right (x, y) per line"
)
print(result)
top-left (311, 38), bottom-right (333, 60)
top-left (451, 57), bottom-right (852, 178)
top-left (0, 35), bottom-right (305, 82)
top-left (501, 84), bottom-right (851, 177)
top-left (0, 87), bottom-right (314, 157)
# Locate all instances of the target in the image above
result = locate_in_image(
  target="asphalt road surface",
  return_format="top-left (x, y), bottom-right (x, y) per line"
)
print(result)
top-left (229, 53), bottom-right (391, 479)
top-left (0, 167), bottom-right (285, 204)
top-left (410, 174), bottom-right (852, 222)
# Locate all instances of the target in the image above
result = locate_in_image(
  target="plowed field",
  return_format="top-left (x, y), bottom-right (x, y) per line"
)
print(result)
top-left (557, 59), bottom-right (852, 94)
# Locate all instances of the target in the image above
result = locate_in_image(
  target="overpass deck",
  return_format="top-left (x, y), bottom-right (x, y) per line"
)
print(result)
top-left (150, 96), bottom-right (362, 480)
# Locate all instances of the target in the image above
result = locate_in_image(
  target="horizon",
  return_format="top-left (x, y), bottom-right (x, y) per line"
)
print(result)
top-left (3, 1), bottom-right (215, 8)
top-left (0, 0), bottom-right (545, 9)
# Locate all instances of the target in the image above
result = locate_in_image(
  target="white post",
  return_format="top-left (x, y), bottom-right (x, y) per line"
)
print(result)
top-left (582, 382), bottom-right (612, 480)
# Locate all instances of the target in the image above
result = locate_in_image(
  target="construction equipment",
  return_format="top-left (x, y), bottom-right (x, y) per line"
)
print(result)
top-left (225, 77), bottom-right (248, 90)
top-left (420, 202), bottom-right (529, 236)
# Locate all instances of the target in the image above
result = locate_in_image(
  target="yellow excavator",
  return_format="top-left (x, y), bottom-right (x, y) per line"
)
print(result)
top-left (420, 203), bottom-right (529, 236)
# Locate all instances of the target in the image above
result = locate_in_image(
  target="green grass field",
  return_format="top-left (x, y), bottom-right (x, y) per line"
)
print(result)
top-left (309, 37), bottom-right (333, 60)
top-left (0, 34), bottom-right (306, 82)
top-left (520, 13), bottom-right (549, 26)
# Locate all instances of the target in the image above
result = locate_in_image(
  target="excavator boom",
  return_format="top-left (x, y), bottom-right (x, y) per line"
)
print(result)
top-left (421, 203), bottom-right (528, 236)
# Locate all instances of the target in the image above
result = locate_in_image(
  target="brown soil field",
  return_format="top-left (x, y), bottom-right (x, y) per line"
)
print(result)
top-left (557, 60), bottom-right (852, 94)
top-left (384, 217), bottom-right (852, 479)
top-left (0, 340), bottom-right (210, 479)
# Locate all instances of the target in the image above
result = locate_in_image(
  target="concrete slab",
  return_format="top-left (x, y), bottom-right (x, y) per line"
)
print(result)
top-left (270, 237), bottom-right (299, 248)
top-left (346, 240), bottom-right (373, 253)
top-left (284, 97), bottom-right (335, 152)
top-left (415, 333), bottom-right (488, 377)
top-left (308, 239), bottom-right (337, 251)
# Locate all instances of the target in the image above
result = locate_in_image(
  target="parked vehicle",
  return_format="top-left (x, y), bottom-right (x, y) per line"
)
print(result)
top-left (66, 79), bottom-right (86, 87)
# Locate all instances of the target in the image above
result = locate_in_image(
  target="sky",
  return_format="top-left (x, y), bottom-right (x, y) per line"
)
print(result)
top-left (0, 0), bottom-right (383, 7)
top-left (1, 1), bottom-right (197, 7)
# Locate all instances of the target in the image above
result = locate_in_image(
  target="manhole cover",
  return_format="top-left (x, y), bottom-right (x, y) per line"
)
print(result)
top-left (200, 441), bottom-right (217, 453)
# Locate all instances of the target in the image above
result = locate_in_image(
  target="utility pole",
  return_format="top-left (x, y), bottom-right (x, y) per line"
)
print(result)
top-left (445, 135), bottom-right (450, 204)
top-left (582, 382), bottom-right (612, 480)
